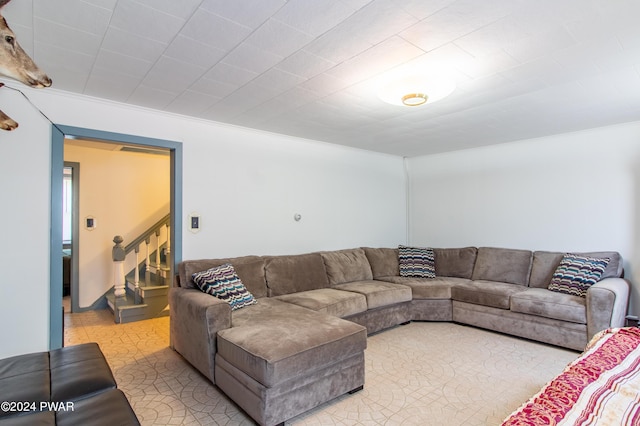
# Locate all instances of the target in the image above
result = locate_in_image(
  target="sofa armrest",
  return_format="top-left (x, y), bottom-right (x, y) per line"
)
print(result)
top-left (586, 277), bottom-right (630, 341)
top-left (168, 287), bottom-right (231, 383)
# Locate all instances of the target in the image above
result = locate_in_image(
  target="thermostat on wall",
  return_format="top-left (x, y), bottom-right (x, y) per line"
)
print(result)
top-left (85, 216), bottom-right (97, 231)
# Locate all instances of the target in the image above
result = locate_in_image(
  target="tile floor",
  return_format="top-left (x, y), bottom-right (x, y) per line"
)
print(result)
top-left (64, 309), bottom-right (578, 425)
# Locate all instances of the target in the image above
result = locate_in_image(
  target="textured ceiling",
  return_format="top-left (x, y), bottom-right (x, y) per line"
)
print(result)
top-left (3, 0), bottom-right (640, 157)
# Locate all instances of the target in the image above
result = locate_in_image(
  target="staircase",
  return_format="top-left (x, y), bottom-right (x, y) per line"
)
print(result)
top-left (106, 214), bottom-right (171, 324)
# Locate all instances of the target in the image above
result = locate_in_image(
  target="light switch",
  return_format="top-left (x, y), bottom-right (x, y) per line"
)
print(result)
top-left (189, 213), bottom-right (201, 233)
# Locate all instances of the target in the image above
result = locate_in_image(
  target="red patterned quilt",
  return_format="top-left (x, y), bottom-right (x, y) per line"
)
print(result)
top-left (502, 327), bottom-right (640, 426)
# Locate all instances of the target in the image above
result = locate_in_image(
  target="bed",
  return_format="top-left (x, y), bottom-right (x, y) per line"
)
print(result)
top-left (502, 327), bottom-right (640, 425)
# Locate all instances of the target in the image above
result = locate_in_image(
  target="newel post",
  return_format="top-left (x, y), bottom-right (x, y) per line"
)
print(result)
top-left (112, 235), bottom-right (126, 298)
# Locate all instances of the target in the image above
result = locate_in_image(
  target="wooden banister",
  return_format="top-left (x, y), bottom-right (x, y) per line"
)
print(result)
top-left (124, 213), bottom-right (170, 255)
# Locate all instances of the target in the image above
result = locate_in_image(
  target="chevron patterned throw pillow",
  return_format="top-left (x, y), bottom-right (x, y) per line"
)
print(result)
top-left (192, 263), bottom-right (258, 310)
top-left (547, 254), bottom-right (610, 298)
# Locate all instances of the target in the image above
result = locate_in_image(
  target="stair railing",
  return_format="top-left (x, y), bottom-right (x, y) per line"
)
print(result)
top-left (111, 213), bottom-right (171, 304)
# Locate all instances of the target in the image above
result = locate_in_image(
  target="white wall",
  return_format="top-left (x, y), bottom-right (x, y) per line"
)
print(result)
top-left (0, 88), bottom-right (52, 357)
top-left (0, 87), bottom-right (407, 358)
top-left (181, 129), bottom-right (406, 258)
top-left (64, 144), bottom-right (170, 308)
top-left (407, 121), bottom-right (640, 315)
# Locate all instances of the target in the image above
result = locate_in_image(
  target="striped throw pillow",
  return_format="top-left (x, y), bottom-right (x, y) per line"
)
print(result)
top-left (398, 245), bottom-right (436, 278)
top-left (192, 263), bottom-right (258, 310)
top-left (547, 254), bottom-right (610, 297)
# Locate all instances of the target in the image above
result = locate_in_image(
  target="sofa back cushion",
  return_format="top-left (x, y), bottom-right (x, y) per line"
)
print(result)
top-left (363, 247), bottom-right (399, 278)
top-left (265, 253), bottom-right (329, 296)
top-left (529, 250), bottom-right (623, 289)
top-left (177, 256), bottom-right (268, 298)
top-left (433, 247), bottom-right (477, 279)
top-left (321, 248), bottom-right (373, 285)
top-left (471, 247), bottom-right (532, 286)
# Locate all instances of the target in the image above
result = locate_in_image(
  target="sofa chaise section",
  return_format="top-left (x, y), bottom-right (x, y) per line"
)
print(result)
top-left (172, 253), bottom-right (370, 426)
top-left (215, 298), bottom-right (366, 426)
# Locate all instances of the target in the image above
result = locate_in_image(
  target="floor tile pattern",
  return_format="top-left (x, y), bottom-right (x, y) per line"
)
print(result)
top-left (65, 310), bottom-right (578, 425)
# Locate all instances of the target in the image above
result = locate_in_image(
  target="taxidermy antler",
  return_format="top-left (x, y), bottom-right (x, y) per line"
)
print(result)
top-left (0, 0), bottom-right (51, 131)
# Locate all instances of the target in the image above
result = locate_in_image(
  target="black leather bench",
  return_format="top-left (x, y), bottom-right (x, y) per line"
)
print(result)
top-left (0, 343), bottom-right (139, 425)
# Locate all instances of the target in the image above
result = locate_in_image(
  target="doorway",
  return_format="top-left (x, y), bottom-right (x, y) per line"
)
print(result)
top-left (50, 125), bottom-right (183, 349)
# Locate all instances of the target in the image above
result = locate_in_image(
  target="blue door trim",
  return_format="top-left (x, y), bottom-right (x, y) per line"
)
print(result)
top-left (50, 125), bottom-right (183, 349)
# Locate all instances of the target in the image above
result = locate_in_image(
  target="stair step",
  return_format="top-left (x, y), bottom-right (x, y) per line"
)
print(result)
top-left (117, 304), bottom-right (151, 324)
top-left (106, 292), bottom-right (136, 307)
top-left (148, 261), bottom-right (170, 270)
top-left (106, 283), bottom-right (169, 324)
top-left (126, 271), bottom-right (167, 288)
top-left (125, 281), bottom-right (169, 295)
top-left (139, 285), bottom-right (169, 298)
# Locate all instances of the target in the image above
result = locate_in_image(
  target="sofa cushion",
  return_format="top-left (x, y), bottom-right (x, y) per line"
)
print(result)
top-left (0, 352), bottom-right (50, 418)
top-left (56, 389), bottom-right (140, 426)
top-left (192, 264), bottom-right (258, 311)
top-left (377, 276), bottom-right (469, 299)
top-left (219, 298), bottom-right (367, 387)
top-left (50, 342), bottom-right (117, 402)
top-left (363, 247), bottom-right (399, 278)
top-left (451, 280), bottom-right (528, 309)
top-left (547, 254), bottom-right (610, 297)
top-left (321, 248), bottom-right (373, 285)
top-left (398, 245), bottom-right (436, 278)
top-left (433, 247), bottom-right (477, 279)
top-left (0, 344), bottom-right (136, 426)
top-left (510, 288), bottom-right (587, 324)
top-left (529, 251), bottom-right (623, 289)
top-left (274, 288), bottom-right (367, 318)
top-left (332, 281), bottom-right (412, 310)
top-left (581, 251), bottom-right (623, 278)
top-left (179, 256), bottom-right (267, 298)
top-left (471, 247), bottom-right (532, 286)
top-left (265, 253), bottom-right (329, 297)
top-left (0, 411), bottom-right (54, 425)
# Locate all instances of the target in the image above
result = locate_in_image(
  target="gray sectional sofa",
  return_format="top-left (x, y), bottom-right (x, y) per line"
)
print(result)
top-left (169, 246), bottom-right (630, 426)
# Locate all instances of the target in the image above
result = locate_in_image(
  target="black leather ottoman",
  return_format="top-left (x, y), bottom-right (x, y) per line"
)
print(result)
top-left (0, 343), bottom-right (139, 425)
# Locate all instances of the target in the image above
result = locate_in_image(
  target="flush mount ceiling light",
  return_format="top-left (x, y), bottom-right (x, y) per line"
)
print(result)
top-left (377, 72), bottom-right (456, 107)
top-left (401, 93), bottom-right (428, 106)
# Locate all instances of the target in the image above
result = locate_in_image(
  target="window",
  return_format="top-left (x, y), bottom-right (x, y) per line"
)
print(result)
top-left (62, 166), bottom-right (72, 246)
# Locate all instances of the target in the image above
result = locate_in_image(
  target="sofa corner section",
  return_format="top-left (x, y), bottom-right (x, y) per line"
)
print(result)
top-left (168, 286), bottom-right (232, 383)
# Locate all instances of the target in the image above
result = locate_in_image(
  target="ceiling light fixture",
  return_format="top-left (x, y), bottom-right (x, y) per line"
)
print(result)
top-left (401, 93), bottom-right (428, 106)
top-left (377, 72), bottom-right (456, 107)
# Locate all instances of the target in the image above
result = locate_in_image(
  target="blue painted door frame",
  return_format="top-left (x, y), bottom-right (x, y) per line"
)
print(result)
top-left (50, 125), bottom-right (182, 349)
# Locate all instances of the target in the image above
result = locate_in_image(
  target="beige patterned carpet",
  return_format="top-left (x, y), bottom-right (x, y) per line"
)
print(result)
top-left (64, 309), bottom-right (578, 425)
